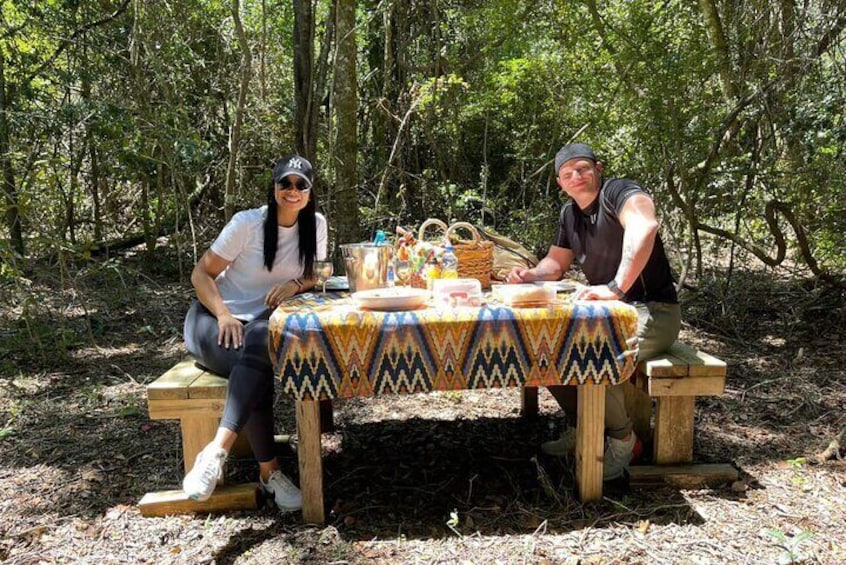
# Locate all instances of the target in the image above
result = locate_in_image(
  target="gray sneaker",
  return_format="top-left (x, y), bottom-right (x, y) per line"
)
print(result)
top-left (541, 427), bottom-right (577, 457)
top-left (603, 432), bottom-right (641, 481)
top-left (182, 445), bottom-right (227, 501)
top-left (260, 470), bottom-right (303, 513)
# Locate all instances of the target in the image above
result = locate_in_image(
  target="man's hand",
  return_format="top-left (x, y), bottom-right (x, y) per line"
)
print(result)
top-left (506, 267), bottom-right (536, 283)
top-left (573, 284), bottom-right (620, 301)
top-left (217, 313), bottom-right (244, 349)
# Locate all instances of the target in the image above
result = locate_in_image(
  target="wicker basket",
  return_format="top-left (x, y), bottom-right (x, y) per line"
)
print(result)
top-left (446, 221), bottom-right (494, 289)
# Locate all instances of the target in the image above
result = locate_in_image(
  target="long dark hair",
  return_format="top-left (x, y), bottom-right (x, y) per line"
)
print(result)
top-left (262, 164), bottom-right (318, 279)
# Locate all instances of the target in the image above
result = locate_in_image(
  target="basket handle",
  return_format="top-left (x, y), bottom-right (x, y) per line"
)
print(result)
top-left (446, 221), bottom-right (481, 243)
top-left (417, 218), bottom-right (449, 241)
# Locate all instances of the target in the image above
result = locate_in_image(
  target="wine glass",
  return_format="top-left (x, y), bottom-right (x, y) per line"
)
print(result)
top-left (315, 260), bottom-right (334, 292)
top-left (394, 259), bottom-right (412, 286)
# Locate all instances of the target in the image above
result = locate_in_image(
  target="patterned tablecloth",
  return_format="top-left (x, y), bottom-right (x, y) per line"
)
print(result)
top-left (268, 292), bottom-right (639, 401)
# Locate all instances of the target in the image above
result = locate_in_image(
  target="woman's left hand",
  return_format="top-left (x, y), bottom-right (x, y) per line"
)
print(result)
top-left (265, 280), bottom-right (298, 307)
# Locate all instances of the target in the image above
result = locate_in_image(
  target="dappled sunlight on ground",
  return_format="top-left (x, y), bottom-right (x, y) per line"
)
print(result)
top-left (1, 257), bottom-right (844, 563)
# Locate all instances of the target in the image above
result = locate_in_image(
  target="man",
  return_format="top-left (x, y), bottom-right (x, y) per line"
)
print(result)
top-left (507, 143), bottom-right (681, 480)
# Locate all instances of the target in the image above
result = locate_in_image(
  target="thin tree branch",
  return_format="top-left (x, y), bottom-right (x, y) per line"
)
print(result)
top-left (24, 0), bottom-right (132, 87)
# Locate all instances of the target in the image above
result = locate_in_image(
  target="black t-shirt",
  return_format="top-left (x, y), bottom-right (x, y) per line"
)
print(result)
top-left (555, 178), bottom-right (678, 304)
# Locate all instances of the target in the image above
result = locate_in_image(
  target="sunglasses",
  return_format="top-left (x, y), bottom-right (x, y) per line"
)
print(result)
top-left (276, 177), bottom-right (311, 192)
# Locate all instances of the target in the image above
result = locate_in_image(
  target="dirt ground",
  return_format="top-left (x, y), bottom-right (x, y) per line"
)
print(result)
top-left (0, 248), bottom-right (844, 564)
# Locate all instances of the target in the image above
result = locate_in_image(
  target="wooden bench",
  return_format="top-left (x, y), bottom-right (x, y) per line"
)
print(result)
top-left (522, 341), bottom-right (733, 481)
top-left (139, 358), bottom-right (333, 516)
top-left (625, 341), bottom-right (727, 464)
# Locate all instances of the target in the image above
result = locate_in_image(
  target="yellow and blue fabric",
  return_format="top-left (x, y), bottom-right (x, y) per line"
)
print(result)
top-left (269, 293), bottom-right (639, 401)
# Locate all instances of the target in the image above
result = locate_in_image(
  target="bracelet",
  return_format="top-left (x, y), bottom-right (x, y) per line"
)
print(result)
top-left (292, 278), bottom-right (304, 291)
top-left (607, 279), bottom-right (626, 299)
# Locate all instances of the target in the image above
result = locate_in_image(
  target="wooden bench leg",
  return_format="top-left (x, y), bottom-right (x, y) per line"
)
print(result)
top-left (319, 398), bottom-right (335, 432)
top-left (653, 397), bottom-right (694, 464)
top-left (622, 380), bottom-right (652, 447)
top-left (296, 400), bottom-right (325, 524)
top-left (521, 386), bottom-right (539, 419)
top-left (576, 383), bottom-right (605, 502)
top-left (180, 416), bottom-right (220, 475)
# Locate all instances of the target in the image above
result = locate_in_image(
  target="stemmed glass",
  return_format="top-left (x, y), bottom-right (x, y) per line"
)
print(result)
top-left (394, 259), bottom-right (412, 286)
top-left (315, 260), bottom-right (334, 292)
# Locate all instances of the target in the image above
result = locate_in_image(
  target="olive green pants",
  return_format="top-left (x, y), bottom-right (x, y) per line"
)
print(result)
top-left (547, 301), bottom-right (682, 439)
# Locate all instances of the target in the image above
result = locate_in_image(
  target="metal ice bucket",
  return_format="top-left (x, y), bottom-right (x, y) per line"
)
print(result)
top-left (340, 243), bottom-right (393, 292)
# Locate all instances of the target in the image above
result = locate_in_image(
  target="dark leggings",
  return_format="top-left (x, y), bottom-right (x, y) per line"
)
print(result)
top-left (183, 301), bottom-right (276, 462)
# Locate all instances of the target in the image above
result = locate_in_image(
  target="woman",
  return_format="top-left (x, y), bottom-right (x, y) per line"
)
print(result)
top-left (182, 155), bottom-right (327, 511)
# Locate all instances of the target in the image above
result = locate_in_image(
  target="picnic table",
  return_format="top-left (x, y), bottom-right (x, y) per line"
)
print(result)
top-left (268, 291), bottom-right (639, 523)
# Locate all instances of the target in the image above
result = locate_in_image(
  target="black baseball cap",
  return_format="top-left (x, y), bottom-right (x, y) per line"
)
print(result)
top-left (272, 155), bottom-right (314, 187)
top-left (554, 143), bottom-right (598, 175)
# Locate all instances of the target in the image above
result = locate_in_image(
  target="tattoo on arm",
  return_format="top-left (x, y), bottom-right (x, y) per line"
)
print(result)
top-left (617, 241), bottom-right (635, 280)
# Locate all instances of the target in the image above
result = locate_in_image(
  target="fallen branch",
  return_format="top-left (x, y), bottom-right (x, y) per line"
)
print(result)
top-left (814, 427), bottom-right (846, 464)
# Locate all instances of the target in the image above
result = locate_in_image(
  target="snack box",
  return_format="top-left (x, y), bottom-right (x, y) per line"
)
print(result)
top-left (491, 283), bottom-right (556, 307)
top-left (432, 278), bottom-right (483, 308)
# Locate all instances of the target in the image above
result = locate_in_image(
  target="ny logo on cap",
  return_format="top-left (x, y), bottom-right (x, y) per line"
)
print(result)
top-left (287, 158), bottom-right (303, 170)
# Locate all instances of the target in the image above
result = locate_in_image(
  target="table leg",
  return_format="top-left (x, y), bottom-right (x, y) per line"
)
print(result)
top-left (521, 386), bottom-right (539, 419)
top-left (576, 383), bottom-right (605, 502)
top-left (296, 399), bottom-right (325, 524)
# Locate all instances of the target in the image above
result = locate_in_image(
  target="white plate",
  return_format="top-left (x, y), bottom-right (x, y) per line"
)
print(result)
top-left (323, 276), bottom-right (349, 291)
top-left (352, 287), bottom-right (430, 311)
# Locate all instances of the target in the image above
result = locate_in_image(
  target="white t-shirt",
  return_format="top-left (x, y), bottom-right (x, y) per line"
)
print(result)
top-left (210, 206), bottom-right (328, 321)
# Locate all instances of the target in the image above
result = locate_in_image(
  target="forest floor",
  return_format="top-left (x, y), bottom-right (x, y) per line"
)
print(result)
top-left (0, 245), bottom-right (844, 564)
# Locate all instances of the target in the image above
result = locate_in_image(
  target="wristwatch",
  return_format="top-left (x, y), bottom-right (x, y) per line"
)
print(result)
top-left (606, 279), bottom-right (626, 299)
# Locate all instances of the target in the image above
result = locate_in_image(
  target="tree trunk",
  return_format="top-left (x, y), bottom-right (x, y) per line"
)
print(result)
top-left (293, 0), bottom-right (317, 160)
top-left (375, 0), bottom-right (395, 168)
top-left (67, 115), bottom-right (82, 245)
top-left (225, 0), bottom-right (253, 221)
top-left (156, 158), bottom-right (164, 238)
top-left (87, 121), bottom-right (102, 242)
top-left (260, 0), bottom-right (267, 102)
top-left (333, 0), bottom-right (359, 244)
top-left (141, 168), bottom-right (153, 252)
top-left (699, 0), bottom-right (738, 104)
top-left (313, 0), bottom-right (335, 130)
top-left (0, 50), bottom-right (23, 256)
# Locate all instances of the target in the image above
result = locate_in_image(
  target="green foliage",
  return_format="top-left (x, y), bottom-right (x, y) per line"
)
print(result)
top-left (765, 528), bottom-right (814, 564)
top-left (1, 0), bottom-right (844, 283)
top-left (786, 456), bottom-right (811, 490)
top-left (445, 508), bottom-right (462, 537)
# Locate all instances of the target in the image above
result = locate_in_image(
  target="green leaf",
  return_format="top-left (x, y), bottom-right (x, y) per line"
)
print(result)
top-left (446, 509), bottom-right (459, 528)
top-left (765, 529), bottom-right (788, 543)
top-left (118, 406), bottom-right (141, 418)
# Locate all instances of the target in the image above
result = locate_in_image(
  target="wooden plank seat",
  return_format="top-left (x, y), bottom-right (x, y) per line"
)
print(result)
top-left (522, 341), bottom-right (727, 466)
top-left (140, 357), bottom-right (333, 516)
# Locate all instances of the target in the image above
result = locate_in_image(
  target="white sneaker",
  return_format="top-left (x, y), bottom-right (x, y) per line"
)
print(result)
top-left (260, 470), bottom-right (302, 513)
top-left (182, 445), bottom-right (227, 501)
top-left (541, 427), bottom-right (577, 457)
top-left (603, 432), bottom-right (642, 481)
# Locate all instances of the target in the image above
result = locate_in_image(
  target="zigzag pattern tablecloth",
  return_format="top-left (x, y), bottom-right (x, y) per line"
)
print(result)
top-left (269, 292), bottom-right (639, 400)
